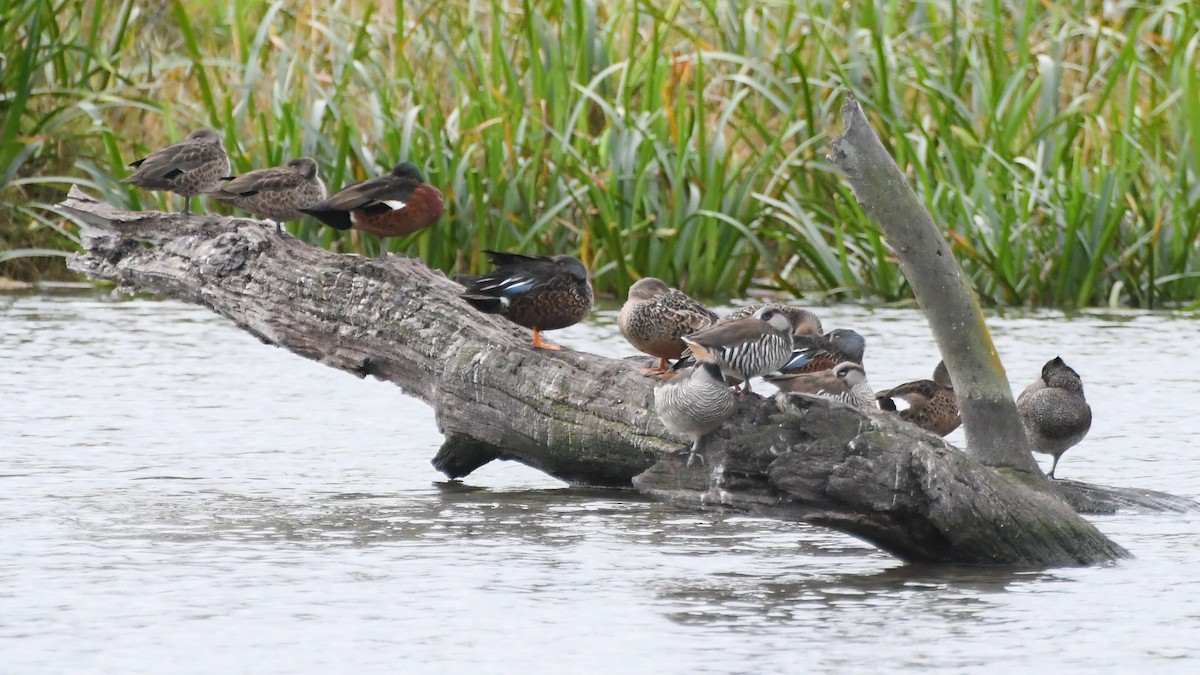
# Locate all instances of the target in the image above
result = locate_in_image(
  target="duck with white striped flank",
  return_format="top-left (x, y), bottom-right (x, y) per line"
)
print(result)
top-left (300, 161), bottom-right (443, 252)
top-left (680, 306), bottom-right (794, 394)
top-left (766, 361), bottom-right (875, 408)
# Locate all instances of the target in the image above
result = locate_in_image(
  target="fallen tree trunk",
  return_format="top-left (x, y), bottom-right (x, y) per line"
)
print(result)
top-left (61, 186), bottom-right (1194, 565)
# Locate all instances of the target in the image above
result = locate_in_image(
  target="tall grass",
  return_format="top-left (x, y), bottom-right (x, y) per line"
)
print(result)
top-left (2, 0), bottom-right (1197, 308)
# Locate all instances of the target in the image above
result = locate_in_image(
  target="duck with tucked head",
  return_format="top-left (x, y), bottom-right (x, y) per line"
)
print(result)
top-left (767, 361), bottom-right (875, 408)
top-left (780, 328), bottom-right (866, 373)
top-left (209, 157), bottom-right (327, 233)
top-left (300, 161), bottom-right (444, 254)
top-left (876, 361), bottom-right (961, 437)
top-left (680, 307), bottom-right (794, 394)
top-left (619, 278), bottom-right (718, 376)
top-left (1017, 356), bottom-right (1092, 479)
top-left (654, 361), bottom-right (736, 467)
top-left (460, 251), bottom-right (593, 350)
top-left (123, 129), bottom-right (230, 215)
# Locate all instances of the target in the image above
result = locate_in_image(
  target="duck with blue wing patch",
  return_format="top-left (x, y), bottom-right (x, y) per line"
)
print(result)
top-left (782, 328), bottom-right (866, 373)
top-left (460, 251), bottom-right (593, 351)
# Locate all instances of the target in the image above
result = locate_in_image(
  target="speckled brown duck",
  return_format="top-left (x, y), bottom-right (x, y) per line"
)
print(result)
top-left (460, 251), bottom-right (593, 350)
top-left (123, 129), bottom-right (230, 215)
top-left (300, 161), bottom-right (443, 251)
top-left (1017, 356), bottom-right (1092, 479)
top-left (209, 157), bottom-right (327, 232)
top-left (876, 360), bottom-right (961, 436)
top-left (619, 278), bottom-right (718, 376)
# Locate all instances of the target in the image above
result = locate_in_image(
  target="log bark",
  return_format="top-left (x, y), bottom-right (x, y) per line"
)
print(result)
top-left (59, 178), bottom-right (1189, 567)
top-left (828, 94), bottom-right (1037, 473)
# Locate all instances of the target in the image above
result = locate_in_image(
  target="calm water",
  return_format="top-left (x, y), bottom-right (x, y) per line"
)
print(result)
top-left (3, 291), bottom-right (1199, 673)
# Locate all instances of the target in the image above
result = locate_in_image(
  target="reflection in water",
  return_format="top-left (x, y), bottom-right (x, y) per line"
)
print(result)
top-left (3, 292), bottom-right (1200, 672)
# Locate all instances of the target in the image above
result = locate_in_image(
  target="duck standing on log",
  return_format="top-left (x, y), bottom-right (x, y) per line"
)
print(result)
top-left (1017, 356), bottom-right (1092, 479)
top-left (876, 361), bottom-right (961, 436)
top-left (654, 360), bottom-right (736, 467)
top-left (680, 307), bottom-right (794, 394)
top-left (208, 157), bottom-right (327, 233)
top-left (618, 278), bottom-right (718, 376)
top-left (460, 251), bottom-right (593, 351)
top-left (123, 129), bottom-right (230, 215)
top-left (300, 161), bottom-right (444, 254)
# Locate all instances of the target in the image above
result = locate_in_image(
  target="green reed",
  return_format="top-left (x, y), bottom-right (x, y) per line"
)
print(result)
top-left (2, 0), bottom-right (1197, 309)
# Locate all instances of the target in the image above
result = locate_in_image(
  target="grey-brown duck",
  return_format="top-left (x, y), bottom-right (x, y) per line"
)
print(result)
top-left (1017, 356), bottom-right (1092, 479)
top-left (123, 129), bottom-right (230, 215)
top-left (618, 278), bottom-right (718, 376)
top-left (876, 361), bottom-right (961, 436)
top-left (460, 251), bottom-right (593, 350)
top-left (209, 157), bottom-right (327, 232)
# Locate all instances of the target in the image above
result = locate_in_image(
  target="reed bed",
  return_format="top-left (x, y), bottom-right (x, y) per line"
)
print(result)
top-left (2, 0), bottom-right (1197, 307)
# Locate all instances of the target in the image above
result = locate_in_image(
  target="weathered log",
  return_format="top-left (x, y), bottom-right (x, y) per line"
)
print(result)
top-left (61, 186), bottom-right (1195, 566)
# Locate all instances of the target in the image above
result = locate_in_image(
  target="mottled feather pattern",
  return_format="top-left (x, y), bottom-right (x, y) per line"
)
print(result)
top-left (619, 278), bottom-right (718, 367)
top-left (123, 129), bottom-right (230, 213)
top-left (209, 157), bottom-right (326, 225)
top-left (876, 364), bottom-right (961, 437)
top-left (783, 329), bottom-right (866, 374)
top-left (460, 251), bottom-right (593, 335)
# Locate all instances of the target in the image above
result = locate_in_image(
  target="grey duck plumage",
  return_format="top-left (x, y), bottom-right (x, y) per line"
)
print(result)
top-left (123, 129), bottom-right (230, 215)
top-left (618, 278), bottom-right (718, 375)
top-left (654, 361), bottom-right (736, 466)
top-left (876, 360), bottom-right (961, 436)
top-left (1017, 356), bottom-right (1092, 479)
top-left (209, 157), bottom-right (327, 232)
